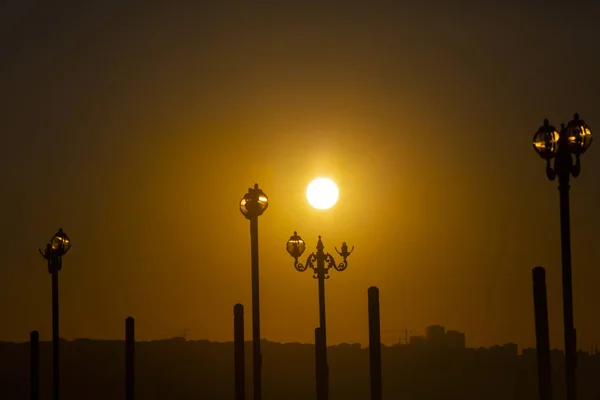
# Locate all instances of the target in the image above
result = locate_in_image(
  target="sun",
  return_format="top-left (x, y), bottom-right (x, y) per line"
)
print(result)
top-left (306, 177), bottom-right (339, 210)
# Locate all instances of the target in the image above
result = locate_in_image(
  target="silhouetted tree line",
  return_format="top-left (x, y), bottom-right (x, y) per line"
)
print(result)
top-left (2, 338), bottom-right (600, 399)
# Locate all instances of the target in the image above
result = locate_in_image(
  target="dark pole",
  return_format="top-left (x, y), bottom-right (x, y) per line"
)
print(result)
top-left (125, 317), bottom-right (135, 400)
top-left (533, 267), bottom-right (553, 400)
top-left (250, 216), bottom-right (262, 400)
top-left (558, 173), bottom-right (577, 400)
top-left (30, 330), bottom-right (39, 400)
top-left (51, 266), bottom-right (60, 400)
top-left (234, 304), bottom-right (246, 400)
top-left (368, 286), bottom-right (383, 400)
top-left (316, 240), bottom-right (329, 400)
top-left (317, 251), bottom-right (327, 338)
top-left (315, 327), bottom-right (325, 400)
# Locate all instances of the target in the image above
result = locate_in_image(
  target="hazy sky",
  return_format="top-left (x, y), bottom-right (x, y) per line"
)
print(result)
top-left (1, 1), bottom-right (600, 349)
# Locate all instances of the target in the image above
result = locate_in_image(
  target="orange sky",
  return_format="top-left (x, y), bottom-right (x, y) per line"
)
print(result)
top-left (1, 2), bottom-right (600, 349)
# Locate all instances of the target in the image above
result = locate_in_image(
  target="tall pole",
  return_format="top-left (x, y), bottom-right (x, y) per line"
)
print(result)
top-left (234, 304), bottom-right (246, 400)
top-left (368, 286), bottom-right (383, 400)
top-left (532, 267), bottom-right (553, 400)
top-left (316, 240), bottom-right (329, 400)
top-left (558, 174), bottom-right (577, 400)
top-left (317, 248), bottom-right (327, 336)
top-left (125, 317), bottom-right (135, 400)
top-left (30, 330), bottom-right (39, 400)
top-left (250, 217), bottom-right (262, 400)
top-left (51, 266), bottom-right (60, 400)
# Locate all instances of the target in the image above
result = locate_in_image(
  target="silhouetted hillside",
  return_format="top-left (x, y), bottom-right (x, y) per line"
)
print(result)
top-left (2, 338), bottom-right (600, 399)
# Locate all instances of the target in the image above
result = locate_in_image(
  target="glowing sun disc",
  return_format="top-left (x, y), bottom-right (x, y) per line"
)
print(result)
top-left (306, 178), bottom-right (339, 210)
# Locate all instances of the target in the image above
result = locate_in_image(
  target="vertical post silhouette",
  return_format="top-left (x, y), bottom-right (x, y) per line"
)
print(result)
top-left (51, 267), bottom-right (60, 400)
top-left (533, 267), bottom-right (552, 400)
top-left (368, 287), bottom-right (383, 400)
top-left (239, 184), bottom-right (269, 400)
top-left (125, 317), bottom-right (135, 400)
top-left (30, 330), bottom-right (39, 400)
top-left (250, 214), bottom-right (262, 400)
top-left (558, 170), bottom-right (577, 400)
top-left (234, 304), bottom-right (246, 400)
top-left (316, 247), bottom-right (329, 400)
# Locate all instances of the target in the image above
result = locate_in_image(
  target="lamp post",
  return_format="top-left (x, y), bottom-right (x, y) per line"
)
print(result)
top-left (239, 184), bottom-right (269, 400)
top-left (286, 232), bottom-right (354, 400)
top-left (532, 113), bottom-right (593, 400)
top-left (39, 228), bottom-right (71, 400)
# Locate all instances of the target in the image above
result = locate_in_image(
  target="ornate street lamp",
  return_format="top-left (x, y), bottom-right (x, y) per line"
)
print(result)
top-left (39, 228), bottom-right (71, 400)
top-left (286, 232), bottom-right (353, 400)
top-left (533, 113), bottom-right (592, 400)
top-left (239, 184), bottom-right (268, 400)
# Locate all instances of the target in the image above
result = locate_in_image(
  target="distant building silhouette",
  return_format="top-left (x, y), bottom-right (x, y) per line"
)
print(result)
top-left (445, 330), bottom-right (466, 349)
top-left (406, 325), bottom-right (467, 349)
top-left (489, 343), bottom-right (518, 357)
top-left (425, 325), bottom-right (446, 347)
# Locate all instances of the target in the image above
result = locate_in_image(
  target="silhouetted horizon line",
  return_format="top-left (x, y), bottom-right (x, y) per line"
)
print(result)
top-left (5, 337), bottom-right (600, 355)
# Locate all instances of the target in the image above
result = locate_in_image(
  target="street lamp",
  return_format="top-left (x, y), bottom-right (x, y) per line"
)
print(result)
top-left (239, 184), bottom-right (268, 400)
top-left (533, 113), bottom-right (592, 400)
top-left (39, 228), bottom-right (71, 400)
top-left (286, 232), bottom-right (354, 400)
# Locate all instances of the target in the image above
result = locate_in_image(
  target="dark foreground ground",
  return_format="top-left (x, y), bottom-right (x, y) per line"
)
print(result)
top-left (1, 338), bottom-right (599, 399)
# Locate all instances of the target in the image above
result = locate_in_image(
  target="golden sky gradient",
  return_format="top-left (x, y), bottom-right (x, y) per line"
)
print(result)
top-left (1, 2), bottom-right (600, 349)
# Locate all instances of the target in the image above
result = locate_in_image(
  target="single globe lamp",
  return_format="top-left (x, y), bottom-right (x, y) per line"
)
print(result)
top-left (565, 113), bottom-right (593, 155)
top-left (286, 231), bottom-right (306, 259)
top-left (533, 119), bottom-right (560, 159)
top-left (240, 184), bottom-right (269, 219)
top-left (50, 228), bottom-right (71, 256)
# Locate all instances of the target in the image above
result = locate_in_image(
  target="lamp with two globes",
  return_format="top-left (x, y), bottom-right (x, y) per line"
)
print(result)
top-left (532, 113), bottom-right (593, 400)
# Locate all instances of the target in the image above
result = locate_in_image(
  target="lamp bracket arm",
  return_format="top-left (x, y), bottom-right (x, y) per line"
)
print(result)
top-left (294, 259), bottom-right (307, 272)
top-left (307, 253), bottom-right (317, 270)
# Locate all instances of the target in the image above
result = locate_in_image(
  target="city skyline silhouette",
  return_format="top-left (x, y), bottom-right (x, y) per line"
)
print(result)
top-left (4, 332), bottom-right (600, 399)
